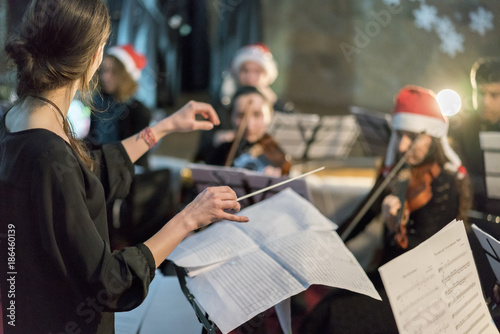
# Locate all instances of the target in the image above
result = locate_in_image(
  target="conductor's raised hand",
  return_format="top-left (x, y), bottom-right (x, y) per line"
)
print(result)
top-left (159, 100), bottom-right (220, 135)
top-left (181, 186), bottom-right (249, 231)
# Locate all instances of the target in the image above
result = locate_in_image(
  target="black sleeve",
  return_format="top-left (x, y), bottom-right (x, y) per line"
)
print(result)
top-left (91, 143), bottom-right (135, 203)
top-left (120, 99), bottom-right (152, 139)
top-left (206, 142), bottom-right (232, 166)
top-left (32, 148), bottom-right (155, 312)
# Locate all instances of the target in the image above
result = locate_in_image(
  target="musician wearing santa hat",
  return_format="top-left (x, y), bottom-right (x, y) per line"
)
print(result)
top-left (301, 85), bottom-right (474, 334)
top-left (380, 85), bottom-right (470, 259)
top-left (85, 44), bottom-right (151, 168)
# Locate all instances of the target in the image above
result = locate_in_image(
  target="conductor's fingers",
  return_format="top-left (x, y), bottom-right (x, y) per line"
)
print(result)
top-left (221, 212), bottom-right (249, 223)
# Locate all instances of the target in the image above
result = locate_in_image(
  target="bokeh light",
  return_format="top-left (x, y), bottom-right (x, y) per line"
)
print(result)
top-left (436, 89), bottom-right (462, 116)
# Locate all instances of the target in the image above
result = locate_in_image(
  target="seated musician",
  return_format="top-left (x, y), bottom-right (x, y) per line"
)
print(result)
top-left (449, 57), bottom-right (500, 218)
top-left (195, 43), bottom-right (294, 163)
top-left (300, 85), bottom-right (472, 334)
top-left (206, 85), bottom-right (291, 177)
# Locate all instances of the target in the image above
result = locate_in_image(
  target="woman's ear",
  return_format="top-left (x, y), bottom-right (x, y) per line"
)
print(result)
top-left (89, 44), bottom-right (105, 79)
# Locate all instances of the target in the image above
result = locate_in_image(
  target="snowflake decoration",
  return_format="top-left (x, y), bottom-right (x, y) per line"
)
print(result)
top-left (413, 4), bottom-right (438, 32)
top-left (469, 7), bottom-right (494, 36)
top-left (382, 0), bottom-right (400, 6)
top-left (439, 31), bottom-right (464, 58)
top-left (434, 16), bottom-right (454, 38)
top-left (433, 16), bottom-right (464, 58)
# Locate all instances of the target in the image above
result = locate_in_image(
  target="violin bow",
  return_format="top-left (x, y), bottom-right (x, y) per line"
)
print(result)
top-left (224, 100), bottom-right (252, 167)
top-left (340, 133), bottom-right (425, 242)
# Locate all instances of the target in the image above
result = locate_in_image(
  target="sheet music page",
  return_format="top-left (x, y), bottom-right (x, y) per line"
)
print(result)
top-left (236, 188), bottom-right (337, 244)
top-left (479, 132), bottom-right (500, 199)
top-left (168, 222), bottom-right (258, 268)
top-left (264, 230), bottom-right (381, 300)
top-left (472, 224), bottom-right (500, 283)
top-left (479, 131), bottom-right (500, 151)
top-left (379, 220), bottom-right (498, 334)
top-left (187, 250), bottom-right (304, 334)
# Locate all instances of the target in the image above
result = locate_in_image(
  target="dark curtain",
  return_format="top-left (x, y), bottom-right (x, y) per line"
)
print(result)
top-left (209, 0), bottom-right (263, 103)
top-left (180, 0), bottom-right (210, 92)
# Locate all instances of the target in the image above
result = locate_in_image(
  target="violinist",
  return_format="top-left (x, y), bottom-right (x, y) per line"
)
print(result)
top-left (300, 86), bottom-right (471, 334)
top-left (206, 85), bottom-right (291, 176)
top-left (195, 43), bottom-right (294, 163)
top-left (340, 85), bottom-right (469, 262)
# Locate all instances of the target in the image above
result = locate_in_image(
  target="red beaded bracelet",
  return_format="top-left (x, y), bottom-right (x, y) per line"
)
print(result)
top-left (139, 126), bottom-right (157, 148)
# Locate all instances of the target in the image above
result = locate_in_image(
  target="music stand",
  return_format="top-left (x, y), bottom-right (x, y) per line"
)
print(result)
top-left (480, 132), bottom-right (500, 200)
top-left (268, 111), bottom-right (360, 162)
top-left (185, 163), bottom-right (310, 209)
top-left (350, 105), bottom-right (392, 157)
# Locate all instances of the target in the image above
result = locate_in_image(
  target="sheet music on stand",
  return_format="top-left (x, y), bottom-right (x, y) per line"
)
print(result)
top-left (480, 132), bottom-right (500, 199)
top-left (185, 163), bottom-right (310, 209)
top-left (349, 105), bottom-right (392, 157)
top-left (267, 111), bottom-right (360, 162)
top-left (168, 189), bottom-right (381, 334)
top-left (379, 220), bottom-right (499, 334)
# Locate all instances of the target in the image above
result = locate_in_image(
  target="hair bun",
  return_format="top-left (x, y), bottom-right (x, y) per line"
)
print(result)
top-left (6, 37), bottom-right (35, 70)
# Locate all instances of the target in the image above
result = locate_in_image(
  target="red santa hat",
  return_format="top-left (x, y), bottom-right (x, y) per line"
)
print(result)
top-left (231, 43), bottom-right (278, 85)
top-left (384, 85), bottom-right (462, 173)
top-left (106, 44), bottom-right (147, 82)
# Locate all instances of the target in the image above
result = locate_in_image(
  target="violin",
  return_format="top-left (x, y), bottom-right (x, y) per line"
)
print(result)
top-left (232, 133), bottom-right (291, 175)
top-left (339, 133), bottom-right (439, 244)
top-left (224, 99), bottom-right (291, 176)
top-left (390, 162), bottom-right (441, 249)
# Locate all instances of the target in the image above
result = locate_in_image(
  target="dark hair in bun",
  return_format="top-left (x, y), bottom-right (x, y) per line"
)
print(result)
top-left (5, 0), bottom-right (111, 168)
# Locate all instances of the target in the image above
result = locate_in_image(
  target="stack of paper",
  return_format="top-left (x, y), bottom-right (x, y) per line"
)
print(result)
top-left (168, 188), bottom-right (381, 333)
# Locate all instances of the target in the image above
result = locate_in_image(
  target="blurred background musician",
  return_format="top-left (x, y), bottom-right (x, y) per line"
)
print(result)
top-left (449, 57), bottom-right (500, 219)
top-left (85, 44), bottom-right (151, 169)
top-left (196, 43), bottom-right (294, 163)
top-left (206, 85), bottom-right (291, 177)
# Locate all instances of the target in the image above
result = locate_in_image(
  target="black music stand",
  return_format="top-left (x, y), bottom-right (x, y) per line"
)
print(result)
top-left (164, 262), bottom-right (219, 333)
top-left (350, 105), bottom-right (392, 157)
top-left (268, 112), bottom-right (360, 162)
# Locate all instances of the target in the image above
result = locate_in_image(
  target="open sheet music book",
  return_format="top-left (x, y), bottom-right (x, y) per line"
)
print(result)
top-left (379, 220), bottom-right (498, 334)
top-left (168, 188), bottom-right (381, 333)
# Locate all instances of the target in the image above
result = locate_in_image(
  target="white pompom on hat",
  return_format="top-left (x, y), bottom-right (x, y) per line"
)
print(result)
top-left (384, 85), bottom-right (462, 173)
top-left (106, 44), bottom-right (147, 82)
top-left (231, 43), bottom-right (278, 85)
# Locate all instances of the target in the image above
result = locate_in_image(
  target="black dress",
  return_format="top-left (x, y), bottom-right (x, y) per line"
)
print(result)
top-left (85, 93), bottom-right (151, 168)
top-left (0, 116), bottom-right (156, 333)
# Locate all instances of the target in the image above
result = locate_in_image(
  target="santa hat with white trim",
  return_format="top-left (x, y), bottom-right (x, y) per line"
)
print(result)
top-left (106, 44), bottom-right (147, 82)
top-left (384, 85), bottom-right (462, 173)
top-left (231, 43), bottom-right (278, 85)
